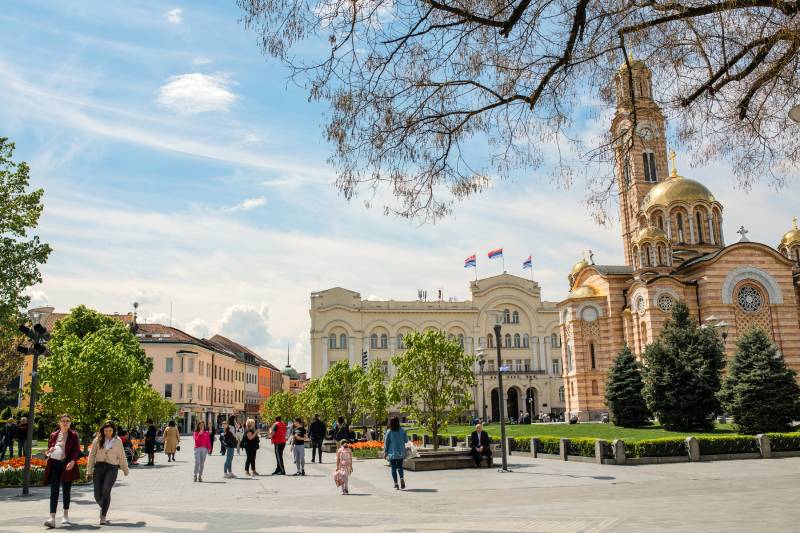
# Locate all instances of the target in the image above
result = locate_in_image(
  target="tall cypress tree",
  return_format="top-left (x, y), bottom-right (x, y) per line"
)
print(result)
top-left (605, 345), bottom-right (651, 427)
top-left (719, 327), bottom-right (800, 434)
top-left (641, 300), bottom-right (725, 431)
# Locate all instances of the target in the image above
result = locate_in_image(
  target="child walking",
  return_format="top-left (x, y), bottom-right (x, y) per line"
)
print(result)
top-left (334, 440), bottom-right (353, 495)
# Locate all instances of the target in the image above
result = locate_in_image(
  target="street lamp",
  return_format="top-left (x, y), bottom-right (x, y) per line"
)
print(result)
top-left (477, 349), bottom-right (487, 423)
top-left (527, 374), bottom-right (533, 424)
top-left (486, 309), bottom-right (510, 472)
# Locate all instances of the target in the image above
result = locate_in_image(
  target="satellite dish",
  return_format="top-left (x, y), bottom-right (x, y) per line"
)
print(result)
top-left (790, 105), bottom-right (800, 124)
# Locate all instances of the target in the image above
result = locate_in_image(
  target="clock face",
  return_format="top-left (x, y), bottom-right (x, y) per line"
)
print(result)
top-left (639, 126), bottom-right (654, 140)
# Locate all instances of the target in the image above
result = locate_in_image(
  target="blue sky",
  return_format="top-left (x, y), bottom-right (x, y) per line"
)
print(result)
top-left (2, 0), bottom-right (798, 371)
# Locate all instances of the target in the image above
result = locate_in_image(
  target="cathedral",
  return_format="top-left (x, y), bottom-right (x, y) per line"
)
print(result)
top-left (558, 59), bottom-right (800, 421)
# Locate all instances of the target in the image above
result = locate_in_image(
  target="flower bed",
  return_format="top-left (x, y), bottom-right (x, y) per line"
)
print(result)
top-left (351, 440), bottom-right (383, 459)
top-left (0, 456), bottom-right (88, 487)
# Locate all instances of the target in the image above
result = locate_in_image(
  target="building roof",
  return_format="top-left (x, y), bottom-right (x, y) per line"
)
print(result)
top-left (640, 174), bottom-right (716, 211)
top-left (135, 323), bottom-right (210, 347)
top-left (206, 334), bottom-right (280, 371)
top-left (589, 265), bottom-right (634, 276)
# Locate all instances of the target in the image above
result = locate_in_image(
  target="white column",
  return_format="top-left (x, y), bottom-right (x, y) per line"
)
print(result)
top-left (348, 337), bottom-right (356, 367)
top-left (689, 213), bottom-right (696, 243)
top-left (530, 335), bottom-right (537, 371)
top-left (707, 214), bottom-right (715, 245)
top-left (321, 339), bottom-right (329, 374)
top-left (540, 337), bottom-right (548, 374)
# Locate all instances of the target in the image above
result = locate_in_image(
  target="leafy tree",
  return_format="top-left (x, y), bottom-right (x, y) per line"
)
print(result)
top-left (719, 327), bottom-right (800, 434)
top-left (240, 1), bottom-right (799, 221)
top-left (114, 383), bottom-right (177, 430)
top-left (38, 306), bottom-right (151, 448)
top-left (642, 300), bottom-right (725, 431)
top-left (0, 138), bottom-right (51, 387)
top-left (605, 345), bottom-right (651, 427)
top-left (389, 330), bottom-right (475, 449)
top-left (261, 391), bottom-right (296, 423)
top-left (359, 360), bottom-right (390, 439)
top-left (316, 361), bottom-right (366, 427)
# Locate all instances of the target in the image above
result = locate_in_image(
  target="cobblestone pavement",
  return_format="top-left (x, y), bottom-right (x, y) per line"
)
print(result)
top-left (1, 444), bottom-right (799, 532)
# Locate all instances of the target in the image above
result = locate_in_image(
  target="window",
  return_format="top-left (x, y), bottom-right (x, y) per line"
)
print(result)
top-left (696, 211), bottom-right (704, 243)
top-left (165, 358), bottom-right (173, 373)
top-left (514, 334), bottom-right (521, 348)
top-left (592, 380), bottom-right (599, 395)
top-left (179, 383), bottom-right (183, 399)
top-left (164, 384), bottom-right (172, 398)
top-left (512, 311), bottom-right (519, 324)
top-left (590, 343), bottom-right (596, 369)
top-left (380, 334), bottom-right (388, 349)
top-left (198, 386), bottom-right (202, 401)
top-left (737, 285), bottom-right (764, 314)
top-left (370, 334), bottom-right (378, 349)
top-left (581, 306), bottom-right (599, 322)
top-left (524, 361), bottom-right (530, 371)
top-left (550, 333), bottom-right (561, 348)
top-left (487, 334), bottom-right (494, 348)
top-left (340, 334), bottom-right (347, 349)
top-left (552, 359), bottom-right (561, 375)
top-left (457, 334), bottom-right (464, 348)
top-left (635, 295), bottom-right (646, 316)
top-left (558, 386), bottom-right (565, 402)
top-left (488, 360), bottom-right (495, 372)
top-left (656, 214), bottom-right (664, 230)
top-left (642, 151), bottom-right (657, 182)
top-left (397, 334), bottom-right (405, 349)
top-left (504, 333), bottom-right (512, 348)
top-left (657, 293), bottom-right (674, 312)
top-left (523, 334), bottom-right (529, 348)
top-left (503, 309), bottom-right (510, 324)
top-left (515, 360), bottom-right (522, 371)
top-left (188, 359), bottom-right (194, 373)
top-left (199, 361), bottom-right (204, 376)
top-left (623, 155), bottom-right (631, 187)
top-left (329, 334), bottom-right (336, 349)
top-left (677, 213), bottom-right (685, 242)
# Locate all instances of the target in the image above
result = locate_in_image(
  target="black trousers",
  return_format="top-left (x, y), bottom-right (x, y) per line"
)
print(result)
top-left (48, 460), bottom-right (73, 514)
top-left (273, 443), bottom-right (286, 473)
top-left (92, 462), bottom-right (119, 517)
top-left (471, 447), bottom-right (492, 466)
top-left (311, 439), bottom-right (323, 461)
top-left (245, 447), bottom-right (257, 472)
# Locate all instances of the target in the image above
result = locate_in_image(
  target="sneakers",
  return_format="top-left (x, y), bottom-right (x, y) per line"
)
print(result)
top-left (394, 483), bottom-right (399, 490)
top-left (245, 469), bottom-right (250, 476)
top-left (44, 518), bottom-right (55, 529)
top-left (100, 516), bottom-right (109, 525)
top-left (301, 470), bottom-right (306, 476)
top-left (198, 476), bottom-right (203, 482)
top-left (400, 478), bottom-right (406, 490)
top-left (252, 470), bottom-right (260, 476)
top-left (193, 475), bottom-right (197, 482)
top-left (61, 517), bottom-right (72, 526)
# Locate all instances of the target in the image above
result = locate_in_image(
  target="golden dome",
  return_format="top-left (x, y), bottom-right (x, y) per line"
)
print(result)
top-left (640, 174), bottom-right (716, 211)
top-left (780, 217), bottom-right (800, 247)
top-left (570, 258), bottom-right (589, 277)
top-left (635, 225), bottom-right (669, 242)
top-left (569, 285), bottom-right (597, 299)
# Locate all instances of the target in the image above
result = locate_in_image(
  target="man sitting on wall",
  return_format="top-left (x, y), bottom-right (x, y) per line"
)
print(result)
top-left (469, 423), bottom-right (492, 468)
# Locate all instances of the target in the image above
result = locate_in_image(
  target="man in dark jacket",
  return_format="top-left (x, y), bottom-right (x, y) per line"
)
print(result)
top-left (0, 418), bottom-right (16, 460)
top-left (333, 416), bottom-right (350, 442)
top-left (469, 423), bottom-right (492, 467)
top-left (309, 414), bottom-right (326, 463)
top-left (16, 417), bottom-right (28, 457)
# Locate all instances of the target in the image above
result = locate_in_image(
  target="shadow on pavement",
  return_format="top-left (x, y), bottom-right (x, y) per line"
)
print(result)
top-left (105, 521), bottom-right (147, 528)
top-left (403, 488), bottom-right (437, 493)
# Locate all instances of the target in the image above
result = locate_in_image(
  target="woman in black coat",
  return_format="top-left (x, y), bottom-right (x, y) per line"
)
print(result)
top-left (144, 419), bottom-right (157, 466)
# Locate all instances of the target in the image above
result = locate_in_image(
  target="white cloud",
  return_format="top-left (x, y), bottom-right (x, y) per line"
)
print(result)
top-left (156, 73), bottom-right (237, 115)
top-left (226, 197), bottom-right (266, 212)
top-left (185, 318), bottom-right (211, 339)
top-left (27, 289), bottom-right (49, 308)
top-left (165, 8), bottom-right (183, 25)
top-left (192, 57), bottom-right (213, 65)
top-left (218, 305), bottom-right (272, 351)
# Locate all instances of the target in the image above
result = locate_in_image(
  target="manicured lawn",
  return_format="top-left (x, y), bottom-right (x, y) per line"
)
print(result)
top-left (409, 423), bottom-right (738, 441)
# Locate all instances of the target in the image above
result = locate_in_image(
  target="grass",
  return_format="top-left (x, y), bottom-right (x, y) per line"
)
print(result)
top-left (408, 423), bottom-right (739, 442)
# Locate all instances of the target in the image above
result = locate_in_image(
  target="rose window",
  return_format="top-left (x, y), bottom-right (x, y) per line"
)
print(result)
top-left (657, 294), bottom-right (673, 312)
top-left (635, 295), bottom-right (646, 316)
top-left (737, 286), bottom-right (763, 314)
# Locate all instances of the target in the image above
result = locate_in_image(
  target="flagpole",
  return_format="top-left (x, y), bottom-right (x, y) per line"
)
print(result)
top-left (474, 264), bottom-right (478, 281)
top-left (502, 255), bottom-right (505, 273)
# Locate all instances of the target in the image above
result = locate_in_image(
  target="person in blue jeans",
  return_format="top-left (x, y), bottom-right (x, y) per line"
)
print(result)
top-left (383, 417), bottom-right (408, 490)
top-left (222, 416), bottom-right (238, 478)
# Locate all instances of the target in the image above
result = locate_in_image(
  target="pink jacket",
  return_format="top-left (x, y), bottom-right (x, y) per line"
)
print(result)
top-left (193, 430), bottom-right (211, 451)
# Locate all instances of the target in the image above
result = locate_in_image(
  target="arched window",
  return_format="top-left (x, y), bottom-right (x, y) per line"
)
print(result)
top-left (380, 334), bottom-right (388, 349)
top-left (504, 333), bottom-right (512, 348)
top-left (642, 151), bottom-right (657, 182)
top-left (590, 343), bottom-right (596, 369)
top-left (795, 248), bottom-right (800, 263)
top-left (339, 334), bottom-right (347, 349)
top-left (592, 380), bottom-right (599, 395)
top-left (550, 333), bottom-right (560, 348)
top-left (328, 334), bottom-right (336, 349)
top-left (632, 245), bottom-right (640, 269)
top-left (558, 386), bottom-right (565, 402)
top-left (512, 310), bottom-right (519, 324)
top-left (656, 214), bottom-right (664, 230)
top-left (503, 309), bottom-right (511, 324)
top-left (457, 334), bottom-right (464, 348)
top-left (523, 334), bottom-right (529, 348)
top-left (487, 334), bottom-right (494, 348)
top-left (695, 211), bottom-right (704, 243)
top-left (623, 155), bottom-right (631, 187)
top-left (370, 334), bottom-right (378, 349)
top-left (676, 213), bottom-right (685, 242)
top-left (514, 334), bottom-right (521, 348)
top-left (397, 334), bottom-right (405, 349)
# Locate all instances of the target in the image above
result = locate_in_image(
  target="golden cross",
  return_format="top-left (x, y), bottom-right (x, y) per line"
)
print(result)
top-left (669, 149), bottom-right (677, 177)
top-left (793, 216), bottom-right (798, 230)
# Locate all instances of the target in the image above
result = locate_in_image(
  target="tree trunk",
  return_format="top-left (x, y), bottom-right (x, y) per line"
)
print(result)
top-left (432, 427), bottom-right (439, 450)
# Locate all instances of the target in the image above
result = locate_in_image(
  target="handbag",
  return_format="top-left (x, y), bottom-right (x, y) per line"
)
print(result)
top-left (176, 445), bottom-right (181, 452)
top-left (404, 441), bottom-right (420, 460)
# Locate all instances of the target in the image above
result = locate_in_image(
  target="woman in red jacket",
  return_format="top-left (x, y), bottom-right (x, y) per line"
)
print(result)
top-left (43, 413), bottom-right (82, 529)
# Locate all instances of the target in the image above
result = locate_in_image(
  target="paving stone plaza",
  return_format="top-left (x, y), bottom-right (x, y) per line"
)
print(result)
top-left (2, 445), bottom-right (799, 532)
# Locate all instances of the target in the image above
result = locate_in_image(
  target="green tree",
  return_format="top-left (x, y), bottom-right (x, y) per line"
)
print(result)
top-left (0, 138), bottom-right (51, 388)
top-left (38, 306), bottom-right (151, 448)
top-left (642, 300), bottom-right (725, 431)
top-left (718, 327), bottom-right (800, 434)
top-left (316, 361), bottom-right (365, 427)
top-left (261, 391), bottom-right (296, 423)
top-left (295, 379), bottom-right (335, 425)
top-left (605, 345), bottom-right (651, 427)
top-left (114, 383), bottom-right (177, 430)
top-left (389, 330), bottom-right (475, 450)
top-left (359, 360), bottom-right (389, 439)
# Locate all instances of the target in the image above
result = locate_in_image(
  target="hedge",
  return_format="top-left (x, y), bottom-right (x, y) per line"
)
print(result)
top-left (569, 438), bottom-right (598, 457)
top-left (536, 436), bottom-right (561, 455)
top-left (696, 436), bottom-right (759, 455)
top-left (627, 438), bottom-right (686, 458)
top-left (512, 438), bottom-right (530, 453)
top-left (765, 432), bottom-right (800, 452)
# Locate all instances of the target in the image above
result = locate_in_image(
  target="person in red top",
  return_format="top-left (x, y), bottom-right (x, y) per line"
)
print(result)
top-left (192, 421), bottom-right (212, 482)
top-left (269, 416), bottom-right (287, 475)
top-left (43, 413), bottom-right (82, 529)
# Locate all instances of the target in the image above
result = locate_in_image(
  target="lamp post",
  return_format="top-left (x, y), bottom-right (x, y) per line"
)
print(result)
top-left (477, 350), bottom-right (487, 423)
top-left (486, 310), bottom-right (510, 472)
top-left (527, 374), bottom-right (533, 424)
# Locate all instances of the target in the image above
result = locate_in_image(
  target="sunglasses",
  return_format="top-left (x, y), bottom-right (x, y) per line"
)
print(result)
top-left (60, 419), bottom-right (71, 424)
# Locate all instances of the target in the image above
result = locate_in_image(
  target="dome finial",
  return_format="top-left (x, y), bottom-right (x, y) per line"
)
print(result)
top-left (669, 149), bottom-right (678, 177)
top-left (793, 216), bottom-right (798, 230)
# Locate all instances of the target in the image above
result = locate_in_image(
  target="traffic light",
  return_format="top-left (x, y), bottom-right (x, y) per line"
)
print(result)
top-left (17, 322), bottom-right (49, 356)
top-left (361, 350), bottom-right (368, 369)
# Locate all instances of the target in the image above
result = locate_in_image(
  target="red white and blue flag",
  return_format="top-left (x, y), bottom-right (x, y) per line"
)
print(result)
top-left (523, 256), bottom-right (532, 269)
top-left (488, 248), bottom-right (503, 259)
top-left (464, 254), bottom-right (477, 268)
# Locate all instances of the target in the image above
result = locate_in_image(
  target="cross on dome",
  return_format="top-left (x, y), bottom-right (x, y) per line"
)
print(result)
top-left (669, 149), bottom-right (678, 177)
top-left (737, 226), bottom-right (750, 242)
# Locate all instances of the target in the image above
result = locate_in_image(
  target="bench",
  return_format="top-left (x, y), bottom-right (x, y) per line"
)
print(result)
top-left (404, 449), bottom-right (493, 471)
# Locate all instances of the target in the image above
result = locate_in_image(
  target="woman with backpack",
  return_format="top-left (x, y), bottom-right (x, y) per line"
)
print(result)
top-left (242, 418), bottom-right (260, 476)
top-left (222, 416), bottom-right (238, 478)
top-left (383, 417), bottom-right (408, 490)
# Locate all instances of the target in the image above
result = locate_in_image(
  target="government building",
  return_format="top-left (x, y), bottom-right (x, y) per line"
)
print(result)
top-left (558, 59), bottom-right (800, 420)
top-left (309, 275), bottom-right (567, 420)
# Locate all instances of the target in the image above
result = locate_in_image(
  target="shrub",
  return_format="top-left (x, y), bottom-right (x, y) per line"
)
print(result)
top-left (605, 345), bottom-right (651, 427)
top-left (535, 436), bottom-right (561, 455)
top-left (569, 438), bottom-right (597, 457)
top-left (627, 437), bottom-right (686, 458)
top-left (513, 438), bottom-right (530, 453)
top-left (696, 435), bottom-right (759, 455)
top-left (765, 432), bottom-right (800, 452)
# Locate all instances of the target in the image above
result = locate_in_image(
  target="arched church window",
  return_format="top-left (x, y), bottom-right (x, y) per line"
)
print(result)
top-left (623, 156), bottom-right (631, 187)
top-left (512, 310), bottom-right (519, 324)
top-left (676, 213), bottom-right (685, 242)
top-left (487, 334), bottom-right (494, 348)
top-left (656, 214), bottom-right (664, 230)
top-left (590, 343), bottom-right (596, 369)
top-left (795, 248), bottom-right (800, 263)
top-left (380, 334), bottom-right (388, 349)
top-left (504, 333), bottom-right (512, 348)
top-left (695, 211), bottom-right (704, 243)
top-left (370, 334), bottom-right (378, 349)
top-left (329, 334), bottom-right (336, 349)
top-left (642, 152), bottom-right (657, 183)
top-left (737, 285), bottom-right (764, 314)
top-left (514, 334), bottom-right (521, 348)
top-left (340, 334), bottom-right (347, 349)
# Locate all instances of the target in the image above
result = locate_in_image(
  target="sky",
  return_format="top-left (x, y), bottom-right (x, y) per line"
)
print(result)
top-left (2, 1), bottom-right (798, 372)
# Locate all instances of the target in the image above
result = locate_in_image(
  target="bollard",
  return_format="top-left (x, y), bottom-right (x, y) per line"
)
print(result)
top-left (595, 439), bottom-right (607, 464)
top-left (685, 437), bottom-right (700, 462)
top-left (559, 438), bottom-right (570, 461)
top-left (423, 434), bottom-right (431, 447)
top-left (449, 435), bottom-right (458, 448)
top-left (756, 434), bottom-right (772, 458)
top-left (530, 438), bottom-right (539, 458)
top-left (612, 439), bottom-right (626, 465)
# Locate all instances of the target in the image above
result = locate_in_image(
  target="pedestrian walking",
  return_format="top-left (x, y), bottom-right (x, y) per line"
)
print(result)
top-left (291, 417), bottom-right (308, 476)
top-left (16, 416), bottom-right (28, 457)
top-left (144, 419), bottom-right (157, 466)
top-left (334, 440), bottom-right (353, 495)
top-left (223, 416), bottom-right (238, 478)
top-left (0, 418), bottom-right (16, 460)
top-left (219, 425), bottom-right (226, 455)
top-left (163, 420), bottom-right (180, 462)
top-left (43, 414), bottom-right (81, 529)
top-left (235, 420), bottom-right (245, 455)
top-left (209, 424), bottom-right (215, 455)
top-left (193, 421), bottom-right (211, 482)
top-left (87, 421), bottom-right (129, 525)
top-left (383, 416), bottom-right (408, 490)
top-left (309, 414), bottom-right (326, 463)
top-left (269, 416), bottom-right (287, 475)
top-left (242, 418), bottom-right (260, 476)
top-left (333, 416), bottom-right (351, 442)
